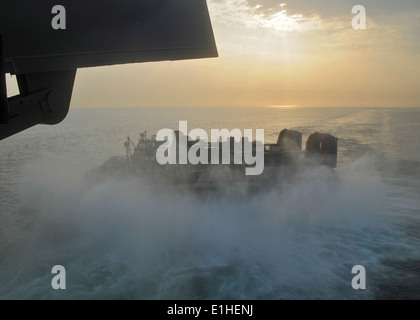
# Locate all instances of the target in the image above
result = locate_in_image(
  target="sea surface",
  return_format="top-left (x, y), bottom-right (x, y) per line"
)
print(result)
top-left (1, 106), bottom-right (420, 299)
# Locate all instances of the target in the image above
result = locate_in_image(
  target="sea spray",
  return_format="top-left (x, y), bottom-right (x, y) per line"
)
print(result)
top-left (1, 153), bottom-right (407, 299)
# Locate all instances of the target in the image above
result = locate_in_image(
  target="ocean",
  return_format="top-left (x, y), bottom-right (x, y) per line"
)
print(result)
top-left (0, 106), bottom-right (419, 299)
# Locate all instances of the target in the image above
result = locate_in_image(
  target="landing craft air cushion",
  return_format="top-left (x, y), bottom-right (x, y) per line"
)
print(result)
top-left (89, 128), bottom-right (338, 195)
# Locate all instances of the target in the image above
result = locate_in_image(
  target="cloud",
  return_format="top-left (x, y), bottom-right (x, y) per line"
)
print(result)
top-left (244, 0), bottom-right (420, 19)
top-left (69, 0), bottom-right (420, 108)
top-left (208, 0), bottom-right (420, 54)
top-left (208, 0), bottom-right (323, 32)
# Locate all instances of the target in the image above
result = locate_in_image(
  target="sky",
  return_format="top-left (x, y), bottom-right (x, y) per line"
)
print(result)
top-left (7, 0), bottom-right (420, 107)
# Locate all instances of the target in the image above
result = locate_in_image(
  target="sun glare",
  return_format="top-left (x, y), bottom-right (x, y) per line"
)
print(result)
top-left (268, 105), bottom-right (298, 108)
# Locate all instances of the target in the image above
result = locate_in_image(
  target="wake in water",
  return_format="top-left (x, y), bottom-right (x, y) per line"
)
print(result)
top-left (1, 154), bottom-right (419, 299)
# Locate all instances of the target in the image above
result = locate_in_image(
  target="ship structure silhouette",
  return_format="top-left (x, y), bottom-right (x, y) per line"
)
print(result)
top-left (93, 128), bottom-right (338, 195)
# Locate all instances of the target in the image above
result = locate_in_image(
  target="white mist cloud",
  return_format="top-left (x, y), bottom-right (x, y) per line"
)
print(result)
top-left (1, 154), bottom-right (413, 299)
